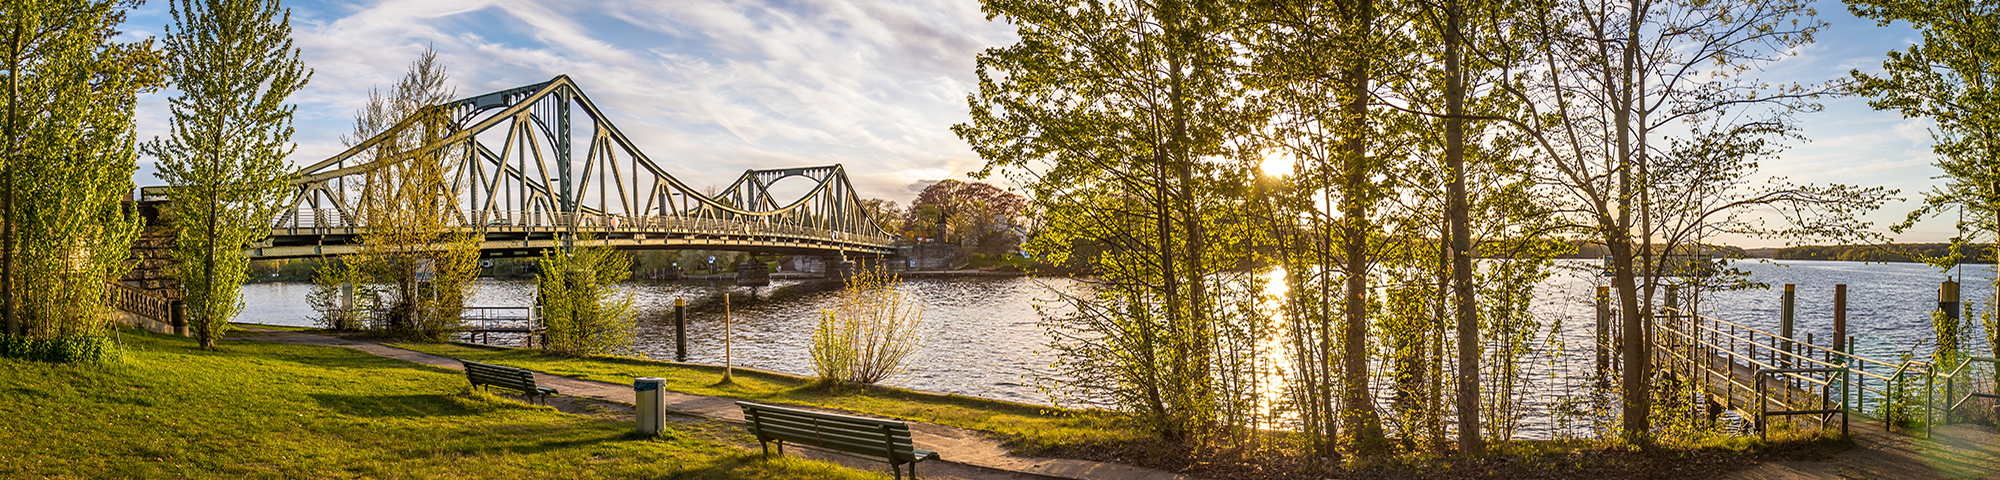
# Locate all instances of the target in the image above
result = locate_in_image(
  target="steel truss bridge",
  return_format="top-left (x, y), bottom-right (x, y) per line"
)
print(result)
top-left (231, 75), bottom-right (894, 260)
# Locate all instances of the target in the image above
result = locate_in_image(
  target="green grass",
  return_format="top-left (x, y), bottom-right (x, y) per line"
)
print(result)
top-left (391, 342), bottom-right (1145, 452)
top-left (0, 329), bottom-right (888, 479)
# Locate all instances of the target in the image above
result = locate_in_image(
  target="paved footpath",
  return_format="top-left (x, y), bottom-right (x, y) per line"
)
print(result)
top-left (1722, 418), bottom-right (2000, 480)
top-left (235, 328), bottom-right (1192, 480)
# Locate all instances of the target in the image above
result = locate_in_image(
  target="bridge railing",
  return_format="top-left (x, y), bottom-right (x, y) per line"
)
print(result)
top-left (106, 281), bottom-right (172, 324)
top-left (271, 208), bottom-right (895, 247)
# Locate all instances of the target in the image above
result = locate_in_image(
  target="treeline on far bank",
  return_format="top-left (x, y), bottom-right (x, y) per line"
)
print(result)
top-left (1758, 243), bottom-right (1997, 264)
top-left (1557, 240), bottom-right (1993, 264)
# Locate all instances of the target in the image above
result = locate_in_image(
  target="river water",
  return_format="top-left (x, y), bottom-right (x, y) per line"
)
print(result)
top-left (237, 259), bottom-right (1994, 435)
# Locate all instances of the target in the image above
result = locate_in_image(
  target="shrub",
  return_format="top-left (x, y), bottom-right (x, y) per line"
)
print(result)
top-left (809, 268), bottom-right (926, 386)
top-left (0, 334), bottom-right (118, 363)
top-left (537, 239), bottom-right (637, 357)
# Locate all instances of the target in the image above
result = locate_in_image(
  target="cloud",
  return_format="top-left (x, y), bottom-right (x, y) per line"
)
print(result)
top-left (128, 0), bottom-right (1017, 202)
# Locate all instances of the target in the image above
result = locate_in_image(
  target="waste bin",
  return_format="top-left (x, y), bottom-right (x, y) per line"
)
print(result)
top-left (635, 377), bottom-right (665, 435)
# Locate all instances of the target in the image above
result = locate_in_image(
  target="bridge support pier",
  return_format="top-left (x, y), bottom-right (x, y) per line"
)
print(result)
top-left (825, 257), bottom-right (856, 283)
top-left (736, 260), bottom-right (770, 286)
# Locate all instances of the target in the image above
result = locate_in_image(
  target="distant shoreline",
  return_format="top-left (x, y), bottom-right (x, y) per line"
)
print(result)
top-left (1553, 242), bottom-right (1997, 264)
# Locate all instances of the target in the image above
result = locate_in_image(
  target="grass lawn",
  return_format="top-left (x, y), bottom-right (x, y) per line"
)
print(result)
top-left (390, 342), bottom-right (1145, 453)
top-left (0, 329), bottom-right (887, 479)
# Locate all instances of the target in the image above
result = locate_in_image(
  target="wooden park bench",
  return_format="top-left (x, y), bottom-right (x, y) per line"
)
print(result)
top-left (737, 401), bottom-right (939, 479)
top-left (461, 360), bottom-right (557, 405)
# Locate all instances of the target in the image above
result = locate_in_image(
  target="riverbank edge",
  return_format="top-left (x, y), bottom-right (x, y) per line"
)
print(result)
top-left (436, 338), bottom-right (1062, 414)
top-left (254, 330), bottom-right (1186, 480)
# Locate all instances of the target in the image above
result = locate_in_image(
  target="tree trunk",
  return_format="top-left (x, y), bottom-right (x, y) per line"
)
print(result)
top-left (1616, 0), bottom-right (1650, 442)
top-left (1340, 0), bottom-right (1384, 451)
top-left (3, 23), bottom-right (17, 337)
top-left (201, 186), bottom-right (217, 349)
top-left (1445, 0), bottom-right (1482, 455)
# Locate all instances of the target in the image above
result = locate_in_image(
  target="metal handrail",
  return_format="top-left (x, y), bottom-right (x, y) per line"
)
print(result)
top-left (271, 208), bottom-right (897, 247)
top-left (1942, 357), bottom-right (1999, 418)
top-left (1665, 307), bottom-right (1898, 374)
top-left (1754, 366), bottom-right (1849, 439)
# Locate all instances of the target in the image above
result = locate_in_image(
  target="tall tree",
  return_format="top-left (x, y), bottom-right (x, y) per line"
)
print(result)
top-left (958, 0), bottom-right (1259, 444)
top-left (1507, 0), bottom-right (1888, 441)
top-left (143, 0), bottom-right (311, 349)
top-left (1248, 0), bottom-right (1399, 454)
top-left (315, 47), bottom-right (480, 341)
top-left (1851, 0), bottom-right (2000, 287)
top-left (904, 179), bottom-right (1027, 253)
top-left (1, 0), bottom-right (162, 339)
top-left (858, 198), bottom-right (905, 239)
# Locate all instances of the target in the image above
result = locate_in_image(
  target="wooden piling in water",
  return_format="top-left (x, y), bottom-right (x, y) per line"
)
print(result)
top-left (1781, 283), bottom-right (1796, 367)
top-left (1940, 277), bottom-right (1961, 322)
top-left (674, 298), bottom-right (687, 362)
top-left (1834, 284), bottom-right (1847, 352)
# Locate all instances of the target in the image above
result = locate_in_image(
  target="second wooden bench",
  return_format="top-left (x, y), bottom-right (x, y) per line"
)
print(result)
top-left (737, 401), bottom-right (938, 479)
top-left (461, 360), bottom-right (557, 405)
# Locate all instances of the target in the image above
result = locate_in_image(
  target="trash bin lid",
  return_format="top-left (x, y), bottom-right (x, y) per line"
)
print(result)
top-left (634, 377), bottom-right (664, 390)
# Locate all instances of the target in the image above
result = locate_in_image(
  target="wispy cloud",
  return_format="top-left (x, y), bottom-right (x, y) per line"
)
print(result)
top-left (129, 0), bottom-right (1015, 200)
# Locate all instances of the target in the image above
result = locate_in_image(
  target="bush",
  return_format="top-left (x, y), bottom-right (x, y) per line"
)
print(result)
top-left (810, 268), bottom-right (926, 386)
top-left (538, 239), bottom-right (637, 357)
top-left (0, 334), bottom-right (118, 363)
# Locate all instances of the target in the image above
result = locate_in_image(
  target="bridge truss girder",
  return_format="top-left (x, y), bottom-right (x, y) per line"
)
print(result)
top-left (261, 75), bottom-right (894, 259)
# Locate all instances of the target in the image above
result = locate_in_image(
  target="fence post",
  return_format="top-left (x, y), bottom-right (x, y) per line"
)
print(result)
top-left (170, 300), bottom-right (187, 337)
top-left (1926, 363), bottom-right (1935, 439)
top-left (1851, 337), bottom-right (1862, 415)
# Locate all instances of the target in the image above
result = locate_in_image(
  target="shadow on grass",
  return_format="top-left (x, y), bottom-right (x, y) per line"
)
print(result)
top-left (309, 393), bottom-right (484, 418)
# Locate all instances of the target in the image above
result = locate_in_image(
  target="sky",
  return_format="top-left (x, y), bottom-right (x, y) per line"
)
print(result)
top-left (118, 0), bottom-right (1955, 247)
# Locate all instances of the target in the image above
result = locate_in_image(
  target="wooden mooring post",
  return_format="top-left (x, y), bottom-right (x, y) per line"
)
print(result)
top-left (1940, 277), bottom-right (1961, 323)
top-left (674, 298), bottom-right (688, 362)
top-left (1781, 283), bottom-right (1796, 369)
top-left (1833, 284), bottom-right (1847, 352)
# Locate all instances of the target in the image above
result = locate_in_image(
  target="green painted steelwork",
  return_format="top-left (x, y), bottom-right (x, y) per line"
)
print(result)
top-left (235, 76), bottom-right (892, 259)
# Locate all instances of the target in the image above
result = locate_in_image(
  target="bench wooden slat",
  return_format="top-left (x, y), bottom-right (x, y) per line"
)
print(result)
top-left (750, 414), bottom-right (917, 442)
top-left (750, 423), bottom-right (924, 458)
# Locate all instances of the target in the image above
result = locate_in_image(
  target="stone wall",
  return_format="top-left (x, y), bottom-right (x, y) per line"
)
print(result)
top-left (120, 201), bottom-right (180, 300)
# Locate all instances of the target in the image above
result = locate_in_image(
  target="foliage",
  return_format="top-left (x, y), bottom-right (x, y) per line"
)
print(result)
top-left (1775, 243), bottom-right (1994, 263)
top-left (537, 237), bottom-right (637, 357)
top-left (1931, 310), bottom-right (1966, 368)
top-left (304, 257), bottom-right (379, 331)
top-left (1879, 350), bottom-right (1928, 430)
top-left (320, 47), bottom-right (481, 342)
top-left (1502, 0), bottom-right (1891, 441)
top-left (0, 332), bottom-right (116, 363)
top-left (958, 0), bottom-right (1262, 446)
top-left (809, 267), bottom-right (926, 386)
top-left (143, 0), bottom-right (309, 349)
top-left (1853, 0), bottom-right (2000, 266)
top-left (903, 179), bottom-right (1027, 254)
top-left (859, 198), bottom-right (904, 238)
top-left (0, 0), bottom-right (163, 346)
